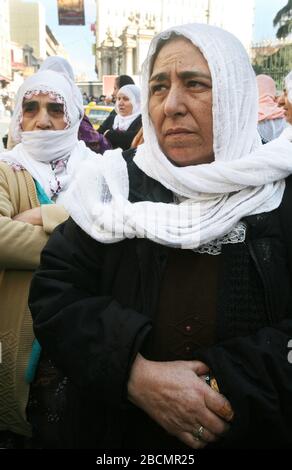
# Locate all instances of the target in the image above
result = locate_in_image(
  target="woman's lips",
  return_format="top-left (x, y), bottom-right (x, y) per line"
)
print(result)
top-left (165, 128), bottom-right (194, 136)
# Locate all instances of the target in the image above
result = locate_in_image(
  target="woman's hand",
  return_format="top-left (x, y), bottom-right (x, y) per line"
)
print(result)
top-left (13, 207), bottom-right (43, 226)
top-left (128, 354), bottom-right (233, 449)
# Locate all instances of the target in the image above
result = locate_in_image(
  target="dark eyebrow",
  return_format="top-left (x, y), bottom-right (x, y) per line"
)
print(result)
top-left (22, 100), bottom-right (38, 109)
top-left (149, 72), bottom-right (168, 83)
top-left (149, 70), bottom-right (211, 82)
top-left (22, 100), bottom-right (64, 112)
top-left (22, 99), bottom-right (38, 105)
top-left (47, 102), bottom-right (64, 110)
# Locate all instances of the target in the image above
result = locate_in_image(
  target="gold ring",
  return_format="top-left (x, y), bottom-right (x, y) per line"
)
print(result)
top-left (193, 425), bottom-right (204, 440)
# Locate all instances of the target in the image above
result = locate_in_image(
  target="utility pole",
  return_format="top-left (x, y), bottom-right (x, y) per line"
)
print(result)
top-left (206, 0), bottom-right (211, 24)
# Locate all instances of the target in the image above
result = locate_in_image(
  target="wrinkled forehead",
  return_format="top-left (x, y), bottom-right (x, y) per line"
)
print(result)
top-left (144, 26), bottom-right (256, 105)
top-left (149, 36), bottom-right (211, 89)
top-left (150, 34), bottom-right (204, 73)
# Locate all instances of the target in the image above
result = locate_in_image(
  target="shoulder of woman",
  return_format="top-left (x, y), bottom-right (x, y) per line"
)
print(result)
top-left (0, 160), bottom-right (33, 180)
top-left (0, 161), bottom-right (34, 195)
top-left (128, 115), bottom-right (142, 129)
top-left (0, 161), bottom-right (20, 184)
top-left (0, 160), bottom-right (24, 174)
top-left (0, 160), bottom-right (13, 172)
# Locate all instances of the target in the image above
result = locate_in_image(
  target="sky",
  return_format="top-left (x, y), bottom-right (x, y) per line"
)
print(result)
top-left (24, 0), bottom-right (97, 80)
top-left (254, 0), bottom-right (287, 41)
top-left (24, 0), bottom-right (289, 80)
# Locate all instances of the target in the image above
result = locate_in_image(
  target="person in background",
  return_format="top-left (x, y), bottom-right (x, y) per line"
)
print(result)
top-left (29, 23), bottom-right (292, 450)
top-left (98, 94), bottom-right (106, 105)
top-left (0, 66), bottom-right (96, 448)
top-left (105, 94), bottom-right (114, 106)
top-left (98, 74), bottom-right (135, 134)
top-left (256, 74), bottom-right (286, 144)
top-left (82, 92), bottom-right (89, 105)
top-left (103, 84), bottom-right (141, 151)
top-left (278, 71), bottom-right (292, 128)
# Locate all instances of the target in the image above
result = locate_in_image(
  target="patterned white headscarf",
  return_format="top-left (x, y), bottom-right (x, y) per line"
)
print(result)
top-left (63, 23), bottom-right (292, 250)
top-left (0, 69), bottom-right (95, 199)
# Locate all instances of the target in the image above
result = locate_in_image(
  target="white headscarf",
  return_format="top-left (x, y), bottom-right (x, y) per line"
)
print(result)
top-left (63, 23), bottom-right (292, 250)
top-left (39, 56), bottom-right (75, 81)
top-left (113, 84), bottom-right (141, 131)
top-left (0, 68), bottom-right (95, 199)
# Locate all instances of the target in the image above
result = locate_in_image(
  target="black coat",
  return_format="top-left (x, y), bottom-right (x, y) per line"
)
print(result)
top-left (29, 150), bottom-right (292, 449)
top-left (98, 109), bottom-right (116, 134)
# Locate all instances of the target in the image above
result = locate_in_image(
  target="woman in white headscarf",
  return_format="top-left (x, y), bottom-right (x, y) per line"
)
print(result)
top-left (0, 67), bottom-right (96, 447)
top-left (29, 24), bottom-right (292, 450)
top-left (256, 74), bottom-right (286, 144)
top-left (103, 84), bottom-right (142, 150)
top-left (6, 56), bottom-right (112, 154)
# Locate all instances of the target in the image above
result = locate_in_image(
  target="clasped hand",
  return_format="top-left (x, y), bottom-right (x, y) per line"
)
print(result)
top-left (128, 354), bottom-right (234, 449)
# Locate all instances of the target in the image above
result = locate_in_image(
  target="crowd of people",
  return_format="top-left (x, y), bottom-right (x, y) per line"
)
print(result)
top-left (1, 22), bottom-right (292, 450)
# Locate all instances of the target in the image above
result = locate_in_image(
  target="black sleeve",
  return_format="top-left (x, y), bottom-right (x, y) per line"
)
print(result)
top-left (98, 109), bottom-right (116, 134)
top-left (105, 116), bottom-right (142, 151)
top-left (195, 316), bottom-right (292, 447)
top-left (279, 174), bottom-right (292, 275)
top-left (28, 218), bottom-right (152, 407)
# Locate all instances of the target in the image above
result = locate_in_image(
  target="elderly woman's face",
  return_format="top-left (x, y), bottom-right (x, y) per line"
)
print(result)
top-left (117, 92), bottom-right (133, 117)
top-left (149, 37), bottom-right (213, 166)
top-left (21, 93), bottom-right (66, 131)
top-left (278, 89), bottom-right (292, 125)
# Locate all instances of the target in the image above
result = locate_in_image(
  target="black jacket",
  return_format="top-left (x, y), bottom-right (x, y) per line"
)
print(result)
top-left (29, 150), bottom-right (292, 449)
top-left (98, 108), bottom-right (116, 134)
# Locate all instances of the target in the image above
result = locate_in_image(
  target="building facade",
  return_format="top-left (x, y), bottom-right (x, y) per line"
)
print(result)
top-left (9, 0), bottom-right (68, 66)
top-left (9, 0), bottom-right (47, 60)
top-left (45, 25), bottom-right (68, 59)
top-left (95, 0), bottom-right (255, 79)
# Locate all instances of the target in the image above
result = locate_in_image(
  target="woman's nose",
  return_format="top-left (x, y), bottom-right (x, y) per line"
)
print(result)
top-left (36, 109), bottom-right (52, 129)
top-left (163, 86), bottom-right (187, 117)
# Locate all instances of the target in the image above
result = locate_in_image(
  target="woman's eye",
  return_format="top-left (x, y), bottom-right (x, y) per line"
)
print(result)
top-left (23, 103), bottom-right (37, 113)
top-left (49, 104), bottom-right (64, 114)
top-left (187, 80), bottom-right (210, 91)
top-left (150, 84), bottom-right (167, 94)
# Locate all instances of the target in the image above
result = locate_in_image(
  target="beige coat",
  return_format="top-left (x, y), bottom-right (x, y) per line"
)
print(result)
top-left (0, 161), bottom-right (68, 436)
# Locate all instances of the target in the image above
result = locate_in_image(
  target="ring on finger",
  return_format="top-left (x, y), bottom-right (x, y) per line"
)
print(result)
top-left (193, 425), bottom-right (204, 440)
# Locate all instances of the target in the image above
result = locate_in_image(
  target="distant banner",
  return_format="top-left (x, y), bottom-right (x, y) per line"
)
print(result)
top-left (57, 0), bottom-right (85, 26)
